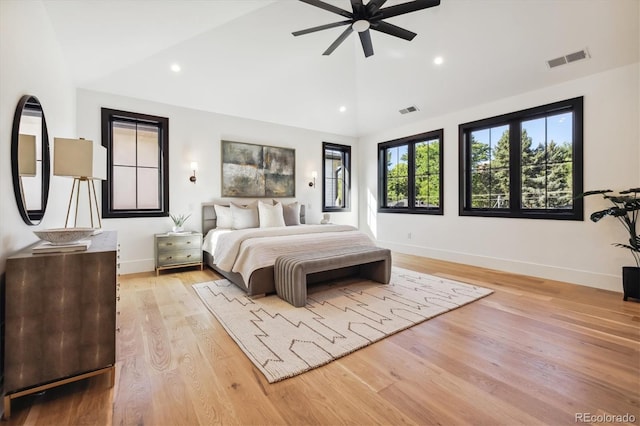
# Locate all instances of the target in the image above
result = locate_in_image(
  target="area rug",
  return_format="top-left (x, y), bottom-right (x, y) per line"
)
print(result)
top-left (193, 267), bottom-right (492, 383)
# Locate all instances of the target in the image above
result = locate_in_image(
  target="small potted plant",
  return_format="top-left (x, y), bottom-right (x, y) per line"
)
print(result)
top-left (170, 213), bottom-right (191, 233)
top-left (581, 188), bottom-right (639, 301)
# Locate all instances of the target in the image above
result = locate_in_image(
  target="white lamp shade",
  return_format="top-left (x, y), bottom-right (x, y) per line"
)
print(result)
top-left (54, 138), bottom-right (106, 180)
top-left (190, 161), bottom-right (198, 171)
top-left (18, 134), bottom-right (37, 177)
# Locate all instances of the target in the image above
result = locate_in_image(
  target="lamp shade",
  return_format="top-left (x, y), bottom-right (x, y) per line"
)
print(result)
top-left (54, 138), bottom-right (106, 179)
top-left (18, 134), bottom-right (37, 177)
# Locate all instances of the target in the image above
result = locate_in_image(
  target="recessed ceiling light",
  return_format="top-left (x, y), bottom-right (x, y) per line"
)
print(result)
top-left (339, 106), bottom-right (347, 113)
top-left (434, 56), bottom-right (444, 65)
top-left (171, 63), bottom-right (181, 73)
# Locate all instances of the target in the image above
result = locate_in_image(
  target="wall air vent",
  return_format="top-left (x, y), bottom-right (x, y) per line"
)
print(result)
top-left (399, 105), bottom-right (419, 115)
top-left (547, 48), bottom-right (590, 69)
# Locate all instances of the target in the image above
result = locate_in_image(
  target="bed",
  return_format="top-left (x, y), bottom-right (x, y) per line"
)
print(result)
top-left (201, 201), bottom-right (376, 296)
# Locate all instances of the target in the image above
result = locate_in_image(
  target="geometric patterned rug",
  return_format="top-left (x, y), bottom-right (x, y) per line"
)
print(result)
top-left (193, 267), bottom-right (493, 383)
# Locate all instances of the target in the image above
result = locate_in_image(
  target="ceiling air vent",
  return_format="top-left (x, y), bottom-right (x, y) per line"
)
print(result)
top-left (399, 105), bottom-right (419, 115)
top-left (547, 48), bottom-right (590, 69)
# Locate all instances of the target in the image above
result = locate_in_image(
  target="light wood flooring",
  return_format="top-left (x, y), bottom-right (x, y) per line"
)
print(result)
top-left (4, 253), bottom-right (639, 425)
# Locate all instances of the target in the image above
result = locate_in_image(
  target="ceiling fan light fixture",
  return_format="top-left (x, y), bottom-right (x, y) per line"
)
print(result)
top-left (352, 20), bottom-right (370, 33)
top-left (293, 0), bottom-right (441, 57)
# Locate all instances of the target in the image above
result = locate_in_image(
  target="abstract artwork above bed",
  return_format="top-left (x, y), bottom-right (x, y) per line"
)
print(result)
top-left (222, 140), bottom-right (295, 197)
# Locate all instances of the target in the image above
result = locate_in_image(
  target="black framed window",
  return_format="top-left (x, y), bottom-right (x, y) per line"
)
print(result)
top-left (378, 129), bottom-right (444, 214)
top-left (459, 97), bottom-right (583, 220)
top-left (322, 142), bottom-right (351, 212)
top-left (101, 108), bottom-right (169, 218)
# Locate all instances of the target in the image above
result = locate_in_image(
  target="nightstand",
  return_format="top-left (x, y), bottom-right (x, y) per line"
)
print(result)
top-left (155, 232), bottom-right (203, 275)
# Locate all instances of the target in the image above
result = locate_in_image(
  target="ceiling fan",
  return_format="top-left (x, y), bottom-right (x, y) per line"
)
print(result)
top-left (292, 0), bottom-right (441, 58)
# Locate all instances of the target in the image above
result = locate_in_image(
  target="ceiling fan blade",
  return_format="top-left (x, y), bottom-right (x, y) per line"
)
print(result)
top-left (323, 26), bottom-right (354, 55)
top-left (378, 0), bottom-right (440, 20)
top-left (370, 21), bottom-right (416, 41)
top-left (292, 20), bottom-right (352, 36)
top-left (298, 0), bottom-right (353, 19)
top-left (365, 0), bottom-right (388, 15)
top-left (350, 0), bottom-right (365, 16)
top-left (358, 29), bottom-right (374, 57)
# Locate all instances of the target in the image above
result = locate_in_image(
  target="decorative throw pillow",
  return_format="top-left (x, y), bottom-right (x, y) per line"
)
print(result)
top-left (281, 201), bottom-right (301, 226)
top-left (214, 204), bottom-right (233, 228)
top-left (258, 201), bottom-right (286, 228)
top-left (230, 201), bottom-right (259, 229)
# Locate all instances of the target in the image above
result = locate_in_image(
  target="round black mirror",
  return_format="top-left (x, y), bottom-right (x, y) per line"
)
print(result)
top-left (11, 95), bottom-right (50, 226)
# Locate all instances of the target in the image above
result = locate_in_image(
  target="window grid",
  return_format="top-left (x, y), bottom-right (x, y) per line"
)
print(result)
top-left (322, 142), bottom-right (351, 212)
top-left (378, 129), bottom-right (444, 215)
top-left (101, 108), bottom-right (169, 219)
top-left (459, 97), bottom-right (583, 220)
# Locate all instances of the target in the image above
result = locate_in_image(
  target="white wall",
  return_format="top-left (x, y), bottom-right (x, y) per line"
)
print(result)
top-left (76, 89), bottom-right (358, 274)
top-left (0, 0), bottom-right (76, 275)
top-left (359, 63), bottom-right (640, 292)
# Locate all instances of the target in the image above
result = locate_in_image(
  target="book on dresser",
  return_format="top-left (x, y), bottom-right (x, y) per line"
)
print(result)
top-left (31, 239), bottom-right (92, 253)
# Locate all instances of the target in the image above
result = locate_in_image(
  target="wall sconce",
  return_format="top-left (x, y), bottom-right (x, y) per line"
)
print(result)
top-left (309, 171), bottom-right (317, 188)
top-left (190, 161), bottom-right (198, 183)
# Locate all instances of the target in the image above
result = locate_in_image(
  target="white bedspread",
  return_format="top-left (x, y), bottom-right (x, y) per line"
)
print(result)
top-left (211, 225), bottom-right (375, 283)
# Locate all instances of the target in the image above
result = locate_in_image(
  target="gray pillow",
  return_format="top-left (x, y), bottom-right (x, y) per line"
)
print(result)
top-left (282, 201), bottom-right (301, 226)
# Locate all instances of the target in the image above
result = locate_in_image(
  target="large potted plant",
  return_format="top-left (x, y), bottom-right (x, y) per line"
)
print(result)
top-left (581, 188), bottom-right (639, 301)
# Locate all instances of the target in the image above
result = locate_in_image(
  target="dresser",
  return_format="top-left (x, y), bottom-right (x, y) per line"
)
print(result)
top-left (154, 232), bottom-right (203, 275)
top-left (3, 231), bottom-right (117, 418)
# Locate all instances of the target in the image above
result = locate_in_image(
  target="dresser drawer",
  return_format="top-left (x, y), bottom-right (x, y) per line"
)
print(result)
top-left (156, 234), bottom-right (201, 252)
top-left (157, 248), bottom-right (202, 267)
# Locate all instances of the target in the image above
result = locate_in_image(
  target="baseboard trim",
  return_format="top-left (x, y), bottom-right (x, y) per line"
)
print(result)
top-left (378, 240), bottom-right (621, 293)
top-left (119, 259), bottom-right (155, 275)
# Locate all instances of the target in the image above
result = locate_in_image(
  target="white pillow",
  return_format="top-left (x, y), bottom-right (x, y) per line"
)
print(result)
top-left (281, 201), bottom-right (301, 226)
top-left (214, 204), bottom-right (233, 228)
top-left (231, 201), bottom-right (259, 229)
top-left (258, 201), bottom-right (286, 228)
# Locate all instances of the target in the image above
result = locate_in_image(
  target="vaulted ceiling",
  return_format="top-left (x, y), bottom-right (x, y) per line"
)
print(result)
top-left (43, 0), bottom-right (639, 137)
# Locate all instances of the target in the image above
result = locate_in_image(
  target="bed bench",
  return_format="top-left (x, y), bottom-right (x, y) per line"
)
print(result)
top-left (274, 246), bottom-right (392, 307)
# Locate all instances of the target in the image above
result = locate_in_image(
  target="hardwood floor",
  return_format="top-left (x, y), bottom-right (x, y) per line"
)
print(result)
top-left (4, 253), bottom-right (639, 425)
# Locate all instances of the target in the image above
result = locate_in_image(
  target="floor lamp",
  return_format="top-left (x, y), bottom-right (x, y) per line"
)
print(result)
top-left (53, 138), bottom-right (106, 230)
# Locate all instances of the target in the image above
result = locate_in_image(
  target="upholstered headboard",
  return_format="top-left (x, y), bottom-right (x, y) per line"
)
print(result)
top-left (202, 201), bottom-right (306, 235)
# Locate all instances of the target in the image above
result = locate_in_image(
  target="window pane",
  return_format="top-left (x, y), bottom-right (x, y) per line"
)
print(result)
top-left (324, 149), bottom-right (342, 208)
top-left (112, 122), bottom-right (136, 166)
top-left (470, 126), bottom-right (509, 208)
top-left (386, 145), bottom-right (408, 207)
top-left (322, 143), bottom-right (350, 212)
top-left (547, 112), bottom-right (573, 209)
top-left (112, 166), bottom-right (136, 209)
top-left (415, 139), bottom-right (440, 208)
top-left (521, 112), bottom-right (573, 210)
top-left (137, 125), bottom-right (159, 168)
top-left (137, 167), bottom-right (160, 209)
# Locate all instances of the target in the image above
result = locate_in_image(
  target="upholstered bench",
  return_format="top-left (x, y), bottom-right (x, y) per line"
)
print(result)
top-left (274, 246), bottom-right (392, 307)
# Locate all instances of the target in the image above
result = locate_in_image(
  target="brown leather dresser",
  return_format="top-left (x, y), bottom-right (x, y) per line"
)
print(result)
top-left (3, 231), bottom-right (117, 418)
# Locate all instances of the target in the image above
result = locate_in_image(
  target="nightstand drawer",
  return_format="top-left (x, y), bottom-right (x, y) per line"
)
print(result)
top-left (156, 234), bottom-right (201, 252)
top-left (156, 248), bottom-right (202, 267)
